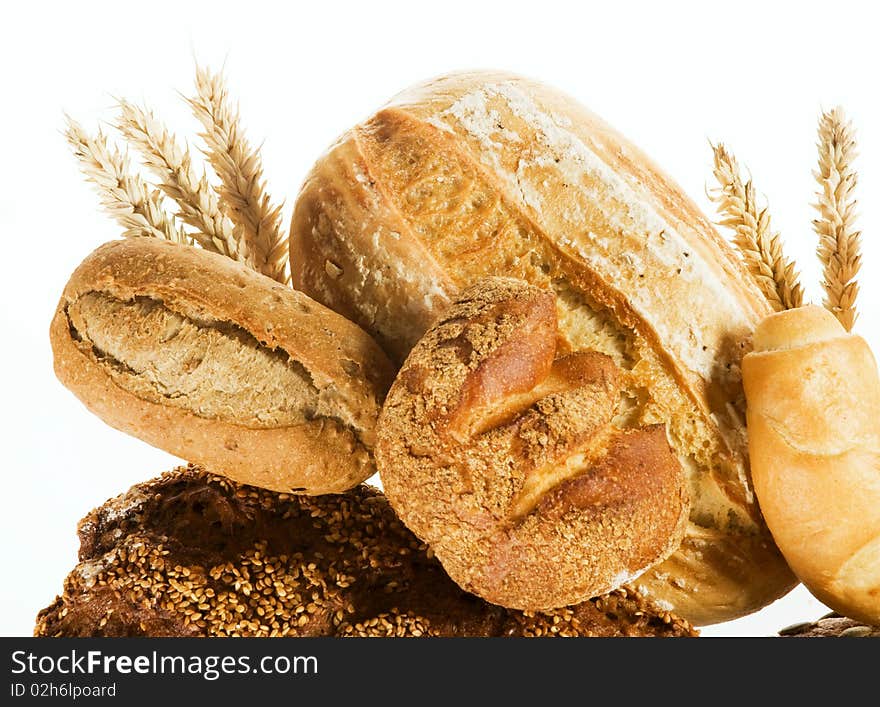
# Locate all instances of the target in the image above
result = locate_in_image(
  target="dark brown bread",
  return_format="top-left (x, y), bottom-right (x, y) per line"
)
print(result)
top-left (34, 466), bottom-right (696, 637)
top-left (778, 614), bottom-right (880, 638)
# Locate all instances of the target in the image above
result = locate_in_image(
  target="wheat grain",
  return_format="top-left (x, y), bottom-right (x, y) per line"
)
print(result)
top-left (65, 116), bottom-right (187, 243)
top-left (709, 143), bottom-right (803, 311)
top-left (116, 99), bottom-right (251, 265)
top-left (186, 66), bottom-right (289, 284)
top-left (813, 107), bottom-right (861, 331)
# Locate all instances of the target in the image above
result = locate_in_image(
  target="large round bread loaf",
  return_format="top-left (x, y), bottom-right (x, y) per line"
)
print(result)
top-left (377, 277), bottom-right (690, 610)
top-left (290, 71), bottom-right (795, 624)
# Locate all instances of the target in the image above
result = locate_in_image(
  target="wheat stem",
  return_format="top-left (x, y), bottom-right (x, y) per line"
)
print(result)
top-left (813, 107), bottom-right (861, 331)
top-left (709, 143), bottom-right (803, 311)
top-left (65, 116), bottom-right (187, 243)
top-left (116, 99), bottom-right (251, 265)
top-left (186, 66), bottom-right (289, 284)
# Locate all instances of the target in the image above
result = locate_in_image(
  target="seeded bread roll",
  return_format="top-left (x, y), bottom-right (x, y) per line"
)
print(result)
top-left (50, 238), bottom-right (395, 494)
top-left (377, 278), bottom-right (689, 610)
top-left (34, 465), bottom-right (697, 637)
top-left (778, 614), bottom-right (880, 638)
top-left (291, 70), bottom-right (795, 623)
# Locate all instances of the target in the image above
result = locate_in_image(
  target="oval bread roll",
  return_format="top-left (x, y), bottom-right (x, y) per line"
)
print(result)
top-left (743, 305), bottom-right (880, 625)
top-left (291, 70), bottom-right (795, 623)
top-left (50, 238), bottom-right (395, 494)
top-left (377, 278), bottom-right (690, 610)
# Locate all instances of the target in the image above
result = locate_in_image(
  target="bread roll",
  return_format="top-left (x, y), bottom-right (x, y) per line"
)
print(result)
top-left (290, 70), bottom-right (795, 623)
top-left (743, 305), bottom-right (880, 625)
top-left (35, 465), bottom-right (696, 637)
top-left (50, 238), bottom-right (395, 494)
top-left (778, 614), bottom-right (880, 638)
top-left (377, 278), bottom-right (689, 610)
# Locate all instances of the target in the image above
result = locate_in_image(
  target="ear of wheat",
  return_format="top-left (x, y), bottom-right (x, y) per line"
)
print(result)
top-left (65, 116), bottom-right (188, 243)
top-left (116, 99), bottom-right (252, 265)
top-left (710, 143), bottom-right (804, 311)
top-left (186, 66), bottom-right (289, 284)
top-left (813, 107), bottom-right (861, 331)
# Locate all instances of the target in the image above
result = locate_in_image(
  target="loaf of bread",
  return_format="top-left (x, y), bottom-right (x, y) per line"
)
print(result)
top-left (34, 465), bottom-right (696, 637)
top-left (290, 70), bottom-right (795, 623)
top-left (378, 277), bottom-right (689, 609)
top-left (778, 614), bottom-right (879, 638)
top-left (743, 305), bottom-right (880, 625)
top-left (50, 238), bottom-right (395, 494)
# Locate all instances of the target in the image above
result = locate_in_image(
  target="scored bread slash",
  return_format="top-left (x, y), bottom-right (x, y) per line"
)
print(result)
top-left (49, 238), bottom-right (395, 495)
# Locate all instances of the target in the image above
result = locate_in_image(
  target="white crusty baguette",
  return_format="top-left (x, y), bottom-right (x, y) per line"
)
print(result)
top-left (743, 305), bottom-right (880, 625)
top-left (290, 70), bottom-right (796, 624)
top-left (50, 238), bottom-right (395, 495)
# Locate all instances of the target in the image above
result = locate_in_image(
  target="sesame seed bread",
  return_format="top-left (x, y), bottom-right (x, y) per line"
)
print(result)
top-left (50, 238), bottom-right (395, 494)
top-left (290, 70), bottom-right (796, 623)
top-left (377, 278), bottom-right (689, 610)
top-left (34, 465), bottom-right (697, 637)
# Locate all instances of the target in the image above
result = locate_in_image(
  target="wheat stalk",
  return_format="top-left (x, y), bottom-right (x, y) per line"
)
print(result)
top-left (65, 116), bottom-right (187, 243)
top-left (116, 99), bottom-right (252, 265)
top-left (709, 143), bottom-right (803, 311)
top-left (813, 107), bottom-right (861, 331)
top-left (186, 66), bottom-right (289, 284)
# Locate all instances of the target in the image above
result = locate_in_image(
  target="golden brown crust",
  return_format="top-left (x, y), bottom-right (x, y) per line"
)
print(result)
top-left (34, 465), bottom-right (697, 638)
top-left (50, 238), bottom-right (395, 494)
top-left (291, 71), bottom-right (795, 622)
top-left (744, 306), bottom-right (880, 625)
top-left (377, 278), bottom-right (689, 610)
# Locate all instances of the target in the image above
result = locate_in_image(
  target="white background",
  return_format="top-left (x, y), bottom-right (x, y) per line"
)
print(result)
top-left (1, 0), bottom-right (877, 637)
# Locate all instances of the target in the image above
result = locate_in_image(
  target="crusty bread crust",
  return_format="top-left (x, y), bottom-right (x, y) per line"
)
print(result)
top-left (50, 238), bottom-right (395, 494)
top-left (35, 465), bottom-right (697, 637)
top-left (377, 278), bottom-right (689, 610)
top-left (291, 71), bottom-right (795, 623)
top-left (744, 306), bottom-right (880, 625)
